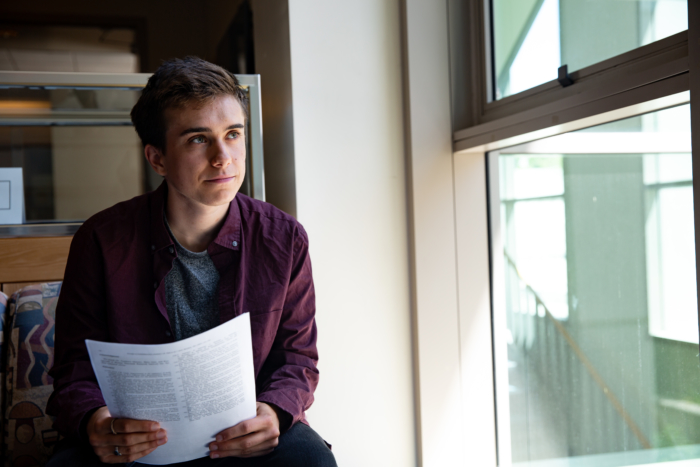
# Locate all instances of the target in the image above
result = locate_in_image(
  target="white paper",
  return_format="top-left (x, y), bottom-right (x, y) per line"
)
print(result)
top-left (86, 313), bottom-right (257, 465)
top-left (0, 168), bottom-right (24, 224)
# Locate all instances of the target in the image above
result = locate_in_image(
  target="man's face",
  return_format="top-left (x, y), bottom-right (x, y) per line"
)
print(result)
top-left (151, 94), bottom-right (246, 209)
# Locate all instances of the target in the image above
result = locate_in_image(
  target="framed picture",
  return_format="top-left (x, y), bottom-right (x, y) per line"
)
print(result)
top-left (0, 168), bottom-right (24, 225)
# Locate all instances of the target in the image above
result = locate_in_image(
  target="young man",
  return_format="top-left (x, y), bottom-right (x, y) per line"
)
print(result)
top-left (46, 57), bottom-right (336, 466)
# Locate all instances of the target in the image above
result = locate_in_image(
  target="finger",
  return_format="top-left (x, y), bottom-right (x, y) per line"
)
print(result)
top-left (215, 416), bottom-right (269, 441)
top-left (95, 434), bottom-right (166, 461)
top-left (91, 428), bottom-right (167, 448)
top-left (103, 446), bottom-right (158, 464)
top-left (211, 430), bottom-right (278, 456)
top-left (127, 438), bottom-right (167, 455)
top-left (212, 430), bottom-right (265, 453)
top-left (212, 436), bottom-right (279, 459)
top-left (114, 418), bottom-right (160, 434)
top-left (237, 436), bottom-right (278, 457)
top-left (115, 429), bottom-right (168, 448)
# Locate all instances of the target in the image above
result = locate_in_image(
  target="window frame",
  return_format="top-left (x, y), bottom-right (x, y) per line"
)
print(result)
top-left (451, 1), bottom-right (700, 466)
top-left (455, 29), bottom-right (690, 152)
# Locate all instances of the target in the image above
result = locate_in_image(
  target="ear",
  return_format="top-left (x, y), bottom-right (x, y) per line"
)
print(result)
top-left (144, 144), bottom-right (167, 177)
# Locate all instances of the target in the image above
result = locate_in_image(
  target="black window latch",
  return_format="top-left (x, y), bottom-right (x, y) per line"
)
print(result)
top-left (558, 65), bottom-right (574, 87)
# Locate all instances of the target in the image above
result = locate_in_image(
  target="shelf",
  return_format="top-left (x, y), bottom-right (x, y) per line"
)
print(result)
top-left (0, 223), bottom-right (81, 238)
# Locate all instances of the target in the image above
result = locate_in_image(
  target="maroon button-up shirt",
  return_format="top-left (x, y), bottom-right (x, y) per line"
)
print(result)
top-left (46, 183), bottom-right (319, 440)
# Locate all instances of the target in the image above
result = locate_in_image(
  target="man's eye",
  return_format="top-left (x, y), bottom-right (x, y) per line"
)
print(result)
top-left (191, 136), bottom-right (206, 143)
top-left (226, 131), bottom-right (240, 139)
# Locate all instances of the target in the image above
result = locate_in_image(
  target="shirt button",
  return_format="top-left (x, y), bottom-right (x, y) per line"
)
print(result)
top-left (168, 246), bottom-right (174, 254)
top-left (153, 281), bottom-right (158, 289)
top-left (232, 241), bottom-right (238, 247)
top-left (165, 331), bottom-right (172, 337)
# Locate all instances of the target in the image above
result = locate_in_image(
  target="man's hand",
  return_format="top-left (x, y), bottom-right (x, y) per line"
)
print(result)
top-left (209, 402), bottom-right (281, 458)
top-left (87, 406), bottom-right (167, 463)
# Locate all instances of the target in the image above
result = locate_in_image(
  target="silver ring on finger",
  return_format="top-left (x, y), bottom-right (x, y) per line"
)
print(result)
top-left (114, 446), bottom-right (122, 456)
top-left (111, 417), bottom-right (119, 435)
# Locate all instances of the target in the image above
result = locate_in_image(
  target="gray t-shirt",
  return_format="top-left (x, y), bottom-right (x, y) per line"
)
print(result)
top-left (163, 215), bottom-right (220, 341)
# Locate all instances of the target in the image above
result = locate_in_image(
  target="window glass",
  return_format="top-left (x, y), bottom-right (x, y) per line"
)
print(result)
top-left (493, 103), bottom-right (699, 465)
top-left (492, 0), bottom-right (688, 99)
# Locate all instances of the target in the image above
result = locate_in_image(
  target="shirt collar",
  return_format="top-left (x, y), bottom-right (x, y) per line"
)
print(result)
top-left (149, 181), bottom-right (241, 253)
top-left (213, 194), bottom-right (241, 251)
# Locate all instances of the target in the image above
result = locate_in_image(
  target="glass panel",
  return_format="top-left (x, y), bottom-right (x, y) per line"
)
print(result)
top-left (493, 102), bottom-right (699, 466)
top-left (492, 0), bottom-right (688, 100)
top-left (0, 86), bottom-right (145, 223)
top-left (0, 125), bottom-right (144, 222)
top-left (0, 85), bottom-right (254, 224)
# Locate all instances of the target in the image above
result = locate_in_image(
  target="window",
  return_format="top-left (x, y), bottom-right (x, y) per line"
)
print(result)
top-left (492, 0), bottom-right (688, 99)
top-left (490, 102), bottom-right (699, 466)
top-left (444, 1), bottom-right (699, 466)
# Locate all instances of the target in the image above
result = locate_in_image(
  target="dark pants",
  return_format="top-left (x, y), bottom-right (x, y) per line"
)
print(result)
top-left (46, 423), bottom-right (337, 467)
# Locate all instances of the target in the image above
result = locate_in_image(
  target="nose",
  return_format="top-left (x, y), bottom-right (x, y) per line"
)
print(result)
top-left (211, 138), bottom-right (234, 168)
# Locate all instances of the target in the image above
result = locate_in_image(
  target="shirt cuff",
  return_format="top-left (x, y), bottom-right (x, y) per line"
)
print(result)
top-left (79, 406), bottom-right (105, 441)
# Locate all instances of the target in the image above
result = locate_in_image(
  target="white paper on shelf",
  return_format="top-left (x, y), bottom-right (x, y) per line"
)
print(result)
top-left (0, 168), bottom-right (24, 225)
top-left (86, 312), bottom-right (257, 465)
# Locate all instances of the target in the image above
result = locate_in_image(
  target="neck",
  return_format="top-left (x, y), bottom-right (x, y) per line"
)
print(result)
top-left (165, 188), bottom-right (230, 253)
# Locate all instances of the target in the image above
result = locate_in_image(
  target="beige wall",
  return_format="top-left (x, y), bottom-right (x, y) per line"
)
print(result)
top-left (402, 1), bottom-right (468, 465)
top-left (287, 1), bottom-right (416, 465)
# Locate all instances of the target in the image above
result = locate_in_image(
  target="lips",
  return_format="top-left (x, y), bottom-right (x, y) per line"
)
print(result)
top-left (206, 175), bottom-right (235, 183)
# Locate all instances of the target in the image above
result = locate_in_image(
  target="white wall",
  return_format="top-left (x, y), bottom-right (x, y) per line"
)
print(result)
top-left (401, 1), bottom-right (469, 466)
top-left (287, 1), bottom-right (416, 465)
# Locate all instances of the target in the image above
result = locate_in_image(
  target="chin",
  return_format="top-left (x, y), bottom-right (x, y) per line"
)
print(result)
top-left (203, 188), bottom-right (239, 206)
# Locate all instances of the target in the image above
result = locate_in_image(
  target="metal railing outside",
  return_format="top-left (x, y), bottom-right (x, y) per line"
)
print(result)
top-left (504, 252), bottom-right (651, 456)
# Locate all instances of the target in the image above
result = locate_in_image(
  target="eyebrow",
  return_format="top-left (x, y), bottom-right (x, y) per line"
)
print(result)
top-left (179, 123), bottom-right (244, 137)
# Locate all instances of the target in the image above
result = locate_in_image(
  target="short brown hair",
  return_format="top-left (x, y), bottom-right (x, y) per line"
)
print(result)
top-left (131, 56), bottom-right (249, 150)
